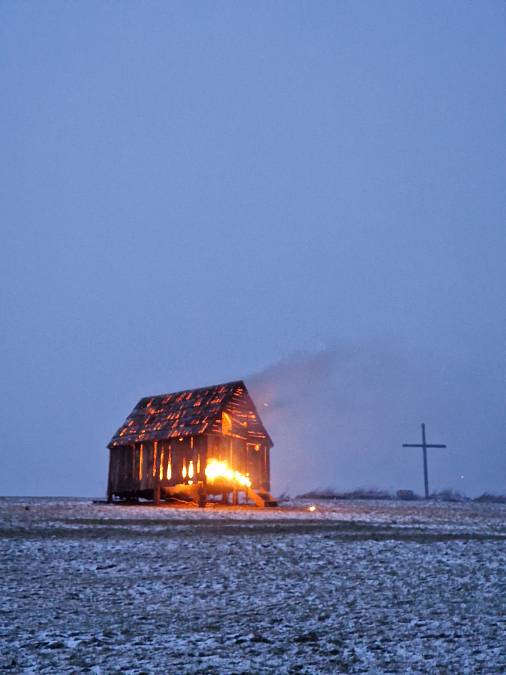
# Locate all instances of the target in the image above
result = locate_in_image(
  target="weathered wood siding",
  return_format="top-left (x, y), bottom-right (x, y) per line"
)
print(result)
top-left (208, 384), bottom-right (271, 490)
top-left (205, 434), bottom-right (269, 491)
top-left (208, 384), bottom-right (271, 446)
top-left (108, 436), bottom-right (210, 497)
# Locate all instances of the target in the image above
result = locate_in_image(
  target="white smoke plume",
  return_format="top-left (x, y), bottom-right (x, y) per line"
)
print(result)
top-left (246, 342), bottom-right (505, 497)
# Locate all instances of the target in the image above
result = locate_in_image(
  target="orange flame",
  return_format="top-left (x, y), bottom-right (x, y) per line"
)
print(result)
top-left (205, 459), bottom-right (251, 488)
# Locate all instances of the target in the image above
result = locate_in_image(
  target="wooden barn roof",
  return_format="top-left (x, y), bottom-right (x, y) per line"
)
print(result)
top-left (108, 380), bottom-right (272, 448)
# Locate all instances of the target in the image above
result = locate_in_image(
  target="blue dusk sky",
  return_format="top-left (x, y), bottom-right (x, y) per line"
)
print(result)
top-left (1, 1), bottom-right (505, 497)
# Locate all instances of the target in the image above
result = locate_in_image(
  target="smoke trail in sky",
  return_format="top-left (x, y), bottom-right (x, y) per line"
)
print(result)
top-left (247, 343), bottom-right (505, 497)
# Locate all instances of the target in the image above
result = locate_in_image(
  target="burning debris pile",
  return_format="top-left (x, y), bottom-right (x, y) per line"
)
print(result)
top-left (205, 459), bottom-right (252, 488)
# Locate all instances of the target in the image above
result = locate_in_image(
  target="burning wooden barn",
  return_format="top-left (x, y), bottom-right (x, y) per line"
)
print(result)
top-left (107, 380), bottom-right (276, 507)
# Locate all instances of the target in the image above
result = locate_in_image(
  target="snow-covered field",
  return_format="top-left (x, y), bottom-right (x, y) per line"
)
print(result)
top-left (1, 498), bottom-right (505, 673)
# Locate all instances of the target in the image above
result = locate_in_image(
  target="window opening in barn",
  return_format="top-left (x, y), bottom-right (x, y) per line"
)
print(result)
top-left (188, 460), bottom-right (194, 479)
top-left (167, 445), bottom-right (172, 480)
top-left (222, 412), bottom-right (232, 435)
top-left (139, 444), bottom-right (143, 481)
top-left (159, 448), bottom-right (164, 480)
top-left (182, 459), bottom-right (187, 480)
top-left (152, 442), bottom-right (158, 478)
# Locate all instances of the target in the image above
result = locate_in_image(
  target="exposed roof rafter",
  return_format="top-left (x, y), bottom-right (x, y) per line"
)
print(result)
top-left (108, 380), bottom-right (272, 448)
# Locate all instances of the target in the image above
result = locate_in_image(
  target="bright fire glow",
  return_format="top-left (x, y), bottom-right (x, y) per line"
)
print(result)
top-left (222, 412), bottom-right (232, 435)
top-left (205, 459), bottom-right (251, 488)
top-left (188, 460), bottom-right (194, 479)
top-left (152, 443), bottom-right (158, 478)
top-left (159, 450), bottom-right (164, 480)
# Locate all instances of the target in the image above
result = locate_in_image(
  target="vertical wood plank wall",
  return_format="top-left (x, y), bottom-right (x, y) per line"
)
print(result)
top-left (109, 437), bottom-right (270, 496)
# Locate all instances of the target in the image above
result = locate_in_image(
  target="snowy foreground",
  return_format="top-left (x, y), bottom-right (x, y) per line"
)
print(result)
top-left (1, 498), bottom-right (506, 674)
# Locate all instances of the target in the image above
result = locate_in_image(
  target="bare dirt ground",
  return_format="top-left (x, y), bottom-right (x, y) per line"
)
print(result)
top-left (1, 497), bottom-right (505, 674)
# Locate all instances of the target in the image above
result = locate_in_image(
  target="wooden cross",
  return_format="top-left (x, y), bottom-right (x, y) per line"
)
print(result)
top-left (403, 423), bottom-right (447, 499)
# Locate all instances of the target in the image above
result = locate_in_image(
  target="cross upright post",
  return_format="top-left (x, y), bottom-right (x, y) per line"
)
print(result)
top-left (421, 423), bottom-right (429, 499)
top-left (403, 423), bottom-right (447, 499)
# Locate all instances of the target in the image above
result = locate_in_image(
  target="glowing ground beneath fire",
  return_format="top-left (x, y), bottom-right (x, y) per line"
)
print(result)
top-left (1, 499), bottom-right (506, 674)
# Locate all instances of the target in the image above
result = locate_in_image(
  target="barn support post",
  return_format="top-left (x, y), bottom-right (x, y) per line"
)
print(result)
top-left (197, 484), bottom-right (207, 508)
top-left (259, 445), bottom-right (269, 492)
top-left (106, 448), bottom-right (113, 502)
top-left (153, 441), bottom-right (161, 505)
top-left (197, 436), bottom-right (207, 507)
top-left (265, 446), bottom-right (271, 493)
